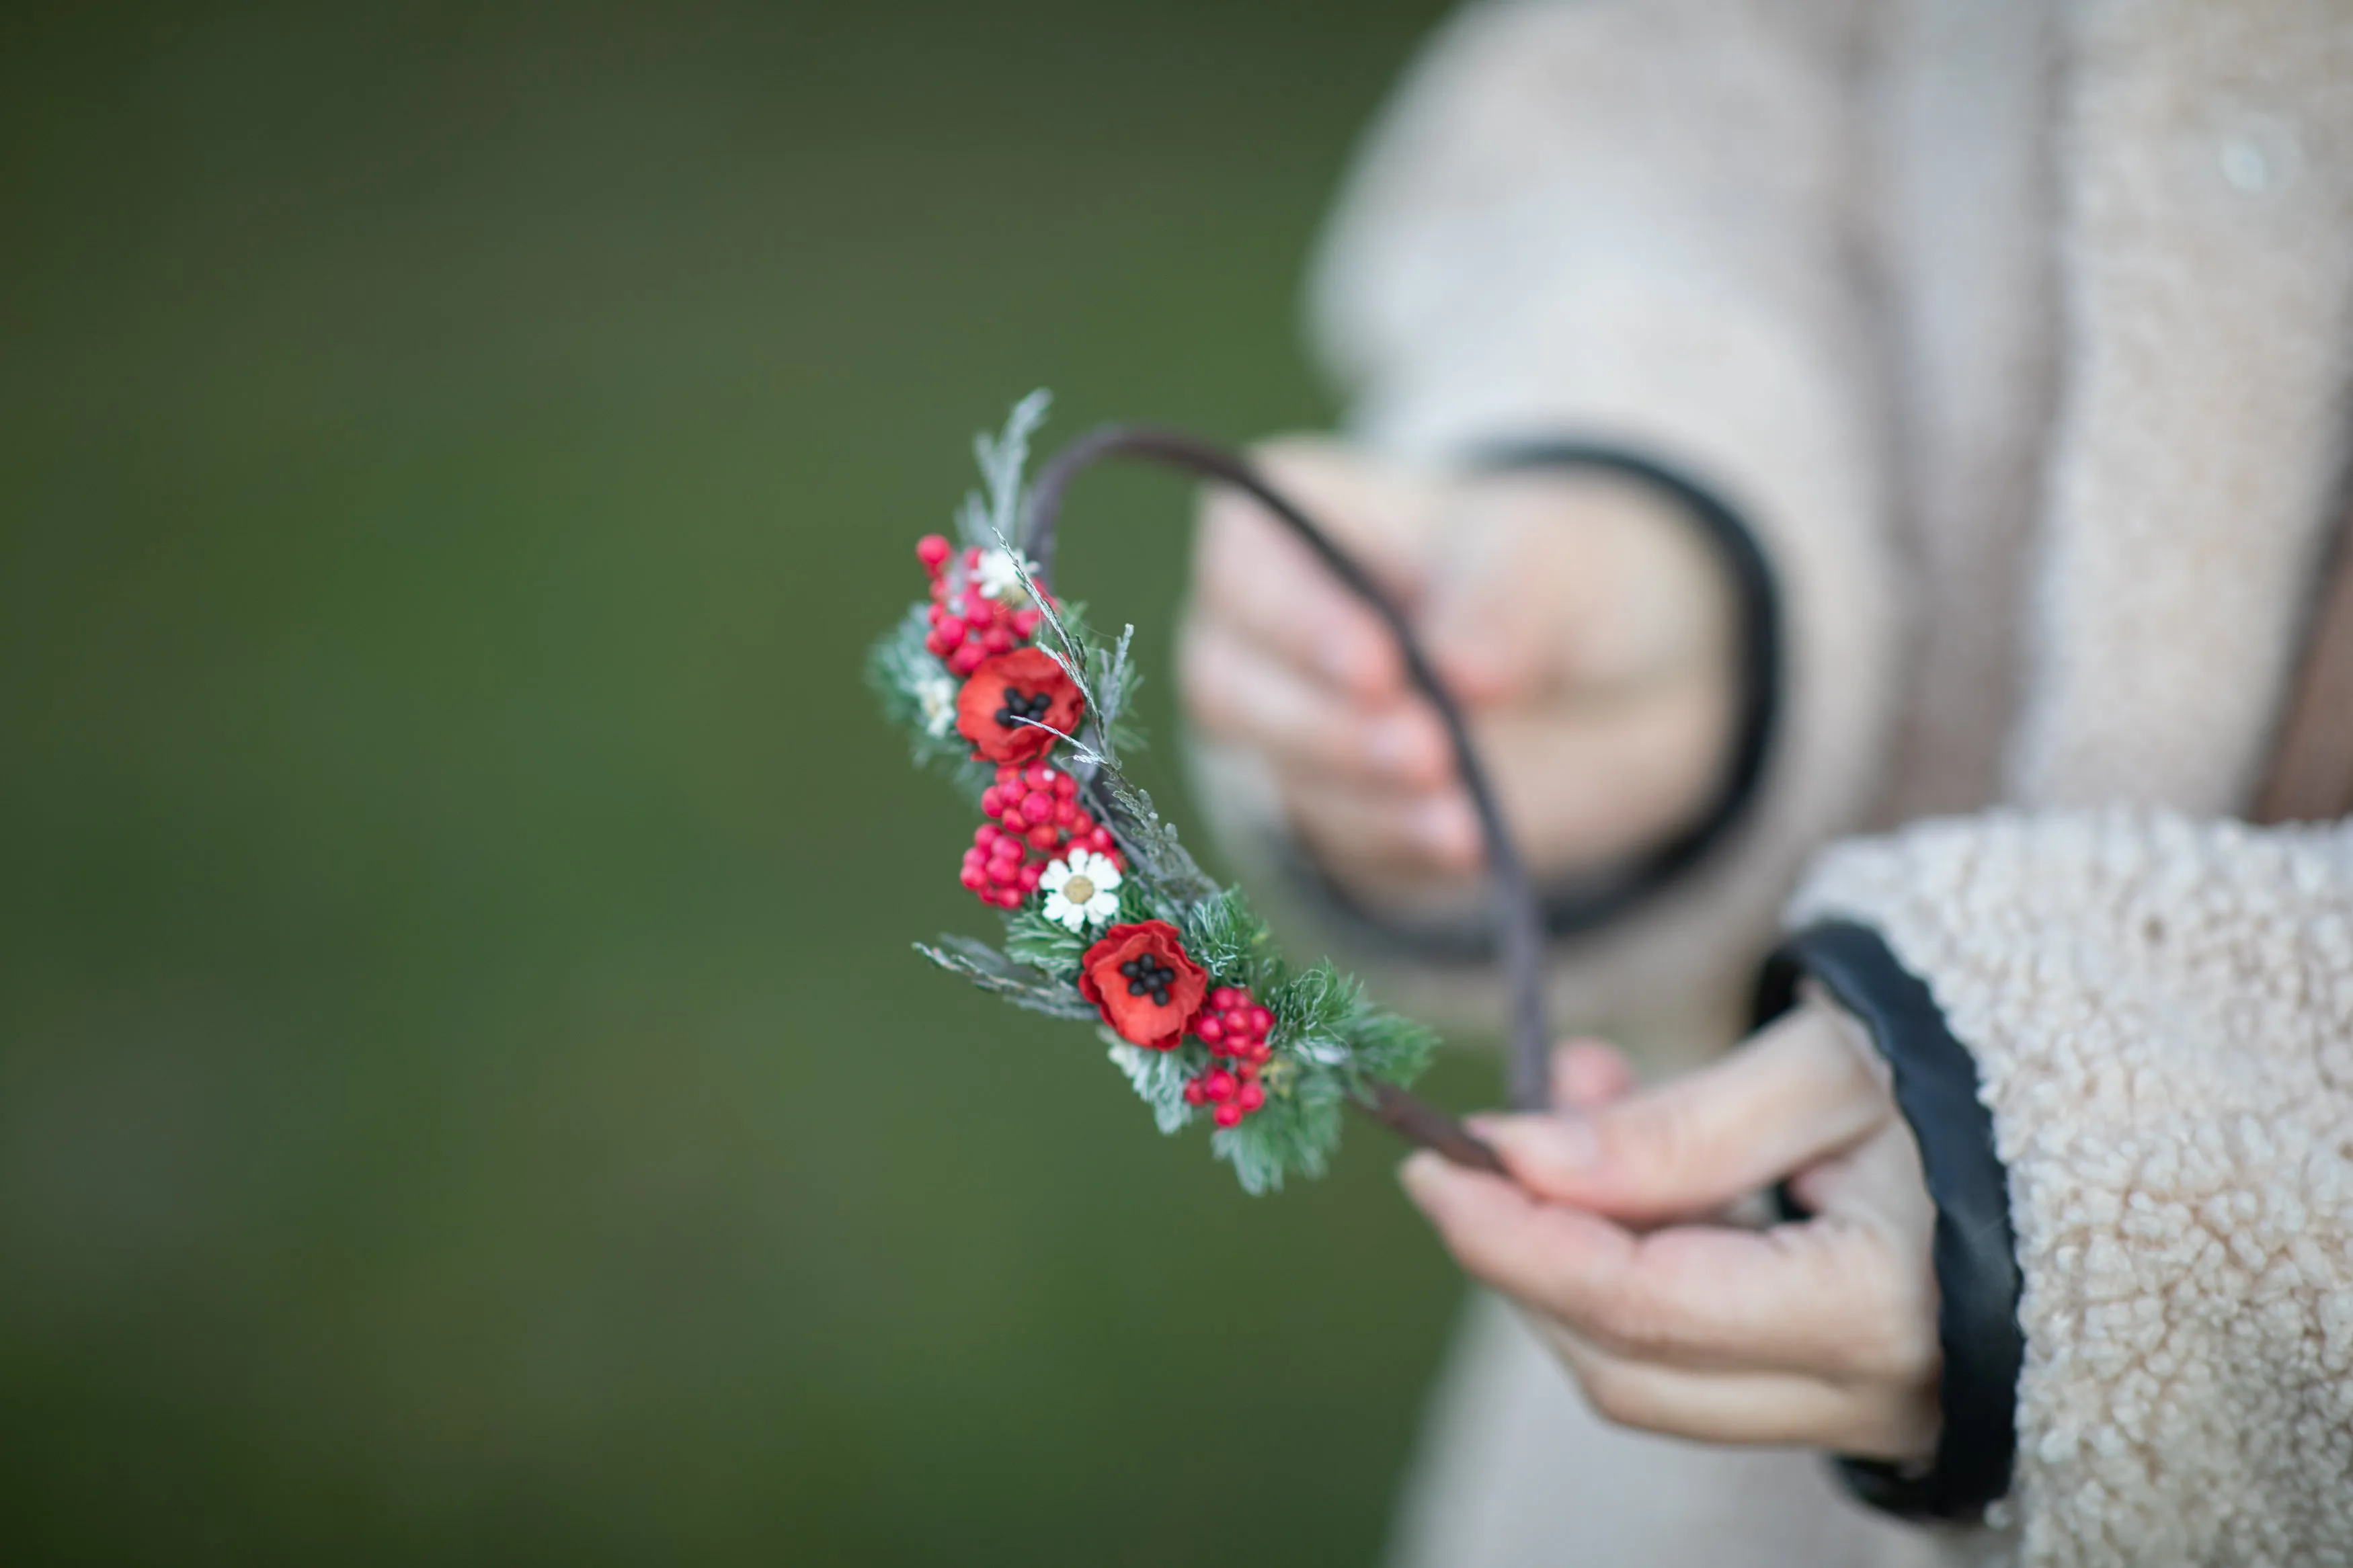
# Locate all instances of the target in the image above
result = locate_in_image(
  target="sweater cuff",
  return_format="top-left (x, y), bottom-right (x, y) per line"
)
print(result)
top-left (1275, 440), bottom-right (1782, 964)
top-left (1755, 921), bottom-right (2024, 1523)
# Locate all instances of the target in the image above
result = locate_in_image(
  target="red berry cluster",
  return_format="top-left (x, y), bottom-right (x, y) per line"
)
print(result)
top-left (1183, 986), bottom-right (1275, 1127)
top-left (959, 762), bottom-right (1123, 909)
top-left (917, 534), bottom-right (1045, 676)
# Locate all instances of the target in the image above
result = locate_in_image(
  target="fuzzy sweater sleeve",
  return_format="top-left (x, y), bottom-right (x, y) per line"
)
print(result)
top-left (1789, 807), bottom-right (2353, 1567)
top-left (1189, 0), bottom-right (1906, 1039)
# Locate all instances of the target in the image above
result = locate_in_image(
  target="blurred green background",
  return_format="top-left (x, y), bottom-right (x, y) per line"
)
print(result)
top-left (0, 2), bottom-right (1506, 1562)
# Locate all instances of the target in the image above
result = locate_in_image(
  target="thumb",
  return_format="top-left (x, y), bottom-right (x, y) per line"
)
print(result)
top-left (1478, 1006), bottom-right (1890, 1225)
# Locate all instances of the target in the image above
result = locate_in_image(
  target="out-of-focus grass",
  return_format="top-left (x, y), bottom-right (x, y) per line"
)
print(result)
top-left (0, 2), bottom-right (1510, 1563)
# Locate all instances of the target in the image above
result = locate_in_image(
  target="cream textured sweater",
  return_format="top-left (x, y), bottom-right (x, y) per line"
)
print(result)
top-left (1797, 809), bottom-right (2353, 1565)
top-left (1184, 0), bottom-right (2353, 1562)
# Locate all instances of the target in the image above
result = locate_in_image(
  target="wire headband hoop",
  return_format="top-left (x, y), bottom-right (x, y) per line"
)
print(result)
top-left (1021, 425), bottom-right (1552, 1114)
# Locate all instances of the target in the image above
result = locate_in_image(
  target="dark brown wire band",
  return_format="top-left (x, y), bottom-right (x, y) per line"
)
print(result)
top-left (1021, 425), bottom-right (1552, 1141)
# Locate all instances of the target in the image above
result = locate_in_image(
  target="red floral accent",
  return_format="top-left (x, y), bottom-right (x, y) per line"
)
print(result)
top-left (918, 542), bottom-right (1051, 675)
top-left (956, 647), bottom-right (1084, 764)
top-left (1184, 985), bottom-right (1274, 1126)
top-left (1078, 921), bottom-right (1207, 1050)
top-left (959, 762), bottom-right (1122, 910)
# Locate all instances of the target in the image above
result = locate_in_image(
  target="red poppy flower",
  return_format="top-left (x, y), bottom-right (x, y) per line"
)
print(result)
top-left (955, 647), bottom-right (1085, 764)
top-left (1078, 921), bottom-right (1208, 1050)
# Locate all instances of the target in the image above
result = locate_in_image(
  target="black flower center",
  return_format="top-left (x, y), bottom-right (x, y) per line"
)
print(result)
top-left (1119, 953), bottom-right (1178, 1007)
top-left (995, 686), bottom-right (1054, 731)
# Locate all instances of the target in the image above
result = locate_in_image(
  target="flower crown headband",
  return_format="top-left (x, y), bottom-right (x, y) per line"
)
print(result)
top-left (868, 393), bottom-right (1550, 1192)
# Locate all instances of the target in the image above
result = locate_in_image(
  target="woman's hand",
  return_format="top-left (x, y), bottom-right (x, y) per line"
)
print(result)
top-left (1176, 438), bottom-right (1737, 913)
top-left (1401, 1006), bottom-right (1942, 1462)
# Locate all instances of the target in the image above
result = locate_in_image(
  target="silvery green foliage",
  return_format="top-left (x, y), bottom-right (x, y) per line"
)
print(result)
top-left (1179, 888), bottom-right (1284, 995)
top-left (1001, 904), bottom-right (1086, 979)
top-left (1106, 1036), bottom-right (1201, 1134)
top-left (1086, 622), bottom-right (1141, 759)
top-left (914, 938), bottom-right (1098, 1021)
top-left (1213, 1073), bottom-right (1344, 1196)
top-left (1088, 768), bottom-right (1220, 915)
top-left (865, 606), bottom-right (978, 770)
top-left (957, 388), bottom-right (1051, 550)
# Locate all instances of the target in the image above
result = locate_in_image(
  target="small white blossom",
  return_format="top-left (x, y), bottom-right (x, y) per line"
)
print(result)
top-left (975, 547), bottom-right (1040, 605)
top-left (916, 674), bottom-right (959, 737)
top-left (1039, 848), bottom-right (1122, 932)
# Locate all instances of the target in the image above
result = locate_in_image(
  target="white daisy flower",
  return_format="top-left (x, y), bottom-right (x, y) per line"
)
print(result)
top-left (975, 547), bottom-right (1041, 605)
top-left (1039, 848), bottom-right (1123, 932)
top-left (916, 674), bottom-right (959, 737)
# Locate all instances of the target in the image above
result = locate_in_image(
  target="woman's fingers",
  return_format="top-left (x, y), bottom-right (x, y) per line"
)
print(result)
top-left (1406, 1007), bottom-right (1941, 1460)
top-left (1276, 685), bottom-right (1732, 880)
top-left (1187, 438), bottom-right (1431, 702)
top-left (1475, 1003), bottom-right (1890, 1224)
top-left (1182, 438), bottom-right (1747, 891)
top-left (1187, 630), bottom-right (1733, 883)
top-left (1530, 1317), bottom-right (1939, 1460)
top-left (1281, 770), bottom-right (1485, 876)
top-left (1400, 1152), bottom-right (1935, 1385)
top-left (1180, 619), bottom-right (1455, 789)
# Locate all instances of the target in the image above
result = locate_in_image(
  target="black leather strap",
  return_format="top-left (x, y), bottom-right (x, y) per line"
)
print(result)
top-left (1282, 441), bottom-right (1782, 961)
top-left (1755, 920), bottom-right (2024, 1522)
